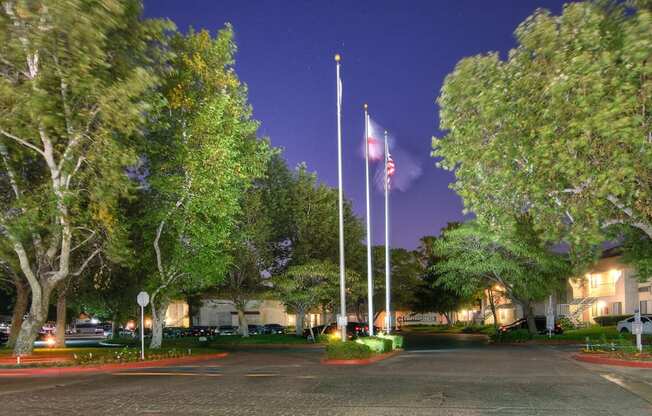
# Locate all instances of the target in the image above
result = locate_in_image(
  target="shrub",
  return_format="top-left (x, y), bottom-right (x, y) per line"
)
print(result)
top-left (557, 316), bottom-right (576, 331)
top-left (378, 334), bottom-right (404, 349)
top-left (461, 324), bottom-right (491, 334)
top-left (593, 315), bottom-right (631, 327)
top-left (325, 341), bottom-right (372, 360)
top-left (356, 336), bottom-right (393, 353)
top-left (490, 329), bottom-right (533, 343)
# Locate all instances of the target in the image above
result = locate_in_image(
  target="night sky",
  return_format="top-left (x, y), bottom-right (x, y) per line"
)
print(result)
top-left (143, 0), bottom-right (571, 249)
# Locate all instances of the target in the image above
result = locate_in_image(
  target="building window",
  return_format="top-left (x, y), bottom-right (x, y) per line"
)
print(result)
top-left (611, 302), bottom-right (622, 315)
top-left (641, 301), bottom-right (648, 315)
top-left (639, 286), bottom-right (651, 293)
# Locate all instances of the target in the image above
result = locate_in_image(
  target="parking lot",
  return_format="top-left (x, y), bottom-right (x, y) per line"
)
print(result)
top-left (1, 334), bottom-right (651, 416)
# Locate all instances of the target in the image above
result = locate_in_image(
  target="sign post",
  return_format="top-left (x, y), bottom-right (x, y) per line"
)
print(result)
top-left (545, 295), bottom-right (555, 339)
top-left (633, 309), bottom-right (643, 353)
top-left (137, 291), bottom-right (150, 360)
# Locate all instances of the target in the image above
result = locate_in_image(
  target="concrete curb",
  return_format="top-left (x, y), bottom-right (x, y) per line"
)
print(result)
top-left (321, 350), bottom-right (400, 366)
top-left (0, 352), bottom-right (228, 377)
top-left (574, 353), bottom-right (652, 368)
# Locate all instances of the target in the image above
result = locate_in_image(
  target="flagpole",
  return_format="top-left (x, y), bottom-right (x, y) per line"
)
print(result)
top-left (384, 130), bottom-right (391, 334)
top-left (335, 54), bottom-right (347, 342)
top-left (364, 104), bottom-right (374, 336)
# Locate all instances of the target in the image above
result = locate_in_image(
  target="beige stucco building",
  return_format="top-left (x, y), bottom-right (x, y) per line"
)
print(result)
top-left (480, 252), bottom-right (650, 326)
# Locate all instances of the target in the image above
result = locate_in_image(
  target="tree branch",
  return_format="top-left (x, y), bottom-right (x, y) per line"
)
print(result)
top-left (0, 129), bottom-right (45, 157)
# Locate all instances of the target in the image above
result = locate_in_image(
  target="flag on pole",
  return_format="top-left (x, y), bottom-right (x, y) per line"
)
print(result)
top-left (386, 153), bottom-right (396, 189)
top-left (365, 117), bottom-right (385, 162)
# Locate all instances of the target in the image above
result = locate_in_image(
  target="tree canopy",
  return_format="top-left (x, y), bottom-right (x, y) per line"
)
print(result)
top-left (434, 1), bottom-right (651, 269)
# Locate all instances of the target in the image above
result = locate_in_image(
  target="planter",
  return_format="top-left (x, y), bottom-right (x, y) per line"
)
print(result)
top-left (0, 352), bottom-right (228, 376)
top-left (574, 353), bottom-right (652, 368)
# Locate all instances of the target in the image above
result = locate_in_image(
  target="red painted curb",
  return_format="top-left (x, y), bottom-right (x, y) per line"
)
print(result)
top-left (0, 352), bottom-right (228, 377)
top-left (573, 353), bottom-right (652, 368)
top-left (321, 350), bottom-right (400, 366)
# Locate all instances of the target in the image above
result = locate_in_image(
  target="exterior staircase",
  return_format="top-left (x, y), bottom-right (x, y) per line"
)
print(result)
top-left (557, 297), bottom-right (598, 327)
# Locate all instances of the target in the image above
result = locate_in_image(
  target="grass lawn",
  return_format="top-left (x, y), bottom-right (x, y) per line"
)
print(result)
top-left (400, 324), bottom-right (495, 335)
top-left (533, 325), bottom-right (652, 343)
top-left (208, 334), bottom-right (308, 346)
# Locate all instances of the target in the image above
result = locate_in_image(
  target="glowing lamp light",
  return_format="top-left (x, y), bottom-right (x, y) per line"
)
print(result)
top-left (610, 269), bottom-right (622, 281)
top-left (45, 336), bottom-right (56, 347)
top-left (597, 300), bottom-right (607, 309)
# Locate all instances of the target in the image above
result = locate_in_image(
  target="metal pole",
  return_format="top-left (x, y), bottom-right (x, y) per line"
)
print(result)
top-left (335, 54), bottom-right (347, 342)
top-left (384, 130), bottom-right (391, 334)
top-left (140, 305), bottom-right (145, 360)
top-left (364, 107), bottom-right (374, 336)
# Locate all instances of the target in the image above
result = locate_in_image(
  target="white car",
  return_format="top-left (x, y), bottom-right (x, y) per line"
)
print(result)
top-left (616, 315), bottom-right (652, 334)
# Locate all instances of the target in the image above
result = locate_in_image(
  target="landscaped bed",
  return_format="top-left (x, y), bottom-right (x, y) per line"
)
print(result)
top-left (0, 346), bottom-right (222, 368)
top-left (322, 334), bottom-right (404, 365)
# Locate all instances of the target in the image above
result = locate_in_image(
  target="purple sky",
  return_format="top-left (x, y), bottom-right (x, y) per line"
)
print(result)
top-left (143, 0), bottom-right (570, 249)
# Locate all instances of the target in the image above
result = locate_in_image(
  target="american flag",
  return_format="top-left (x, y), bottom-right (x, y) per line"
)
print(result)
top-left (386, 153), bottom-right (396, 189)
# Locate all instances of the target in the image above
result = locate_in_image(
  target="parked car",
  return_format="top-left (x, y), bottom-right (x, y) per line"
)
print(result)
top-left (499, 316), bottom-right (564, 335)
top-left (247, 325), bottom-right (264, 335)
top-left (263, 324), bottom-right (285, 335)
top-left (188, 326), bottom-right (213, 337)
top-left (217, 325), bottom-right (238, 335)
top-left (164, 327), bottom-right (186, 338)
top-left (617, 315), bottom-right (652, 334)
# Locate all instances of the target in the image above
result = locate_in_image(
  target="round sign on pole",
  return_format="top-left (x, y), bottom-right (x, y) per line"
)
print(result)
top-left (137, 291), bottom-right (149, 307)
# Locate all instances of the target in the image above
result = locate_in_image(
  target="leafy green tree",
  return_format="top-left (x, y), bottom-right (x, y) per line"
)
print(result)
top-left (355, 247), bottom-right (421, 325)
top-left (411, 235), bottom-right (473, 325)
top-left (141, 27), bottom-right (270, 348)
top-left (220, 183), bottom-right (274, 337)
top-left (433, 2), bottom-right (651, 269)
top-left (273, 260), bottom-right (358, 337)
top-left (0, 0), bottom-right (167, 354)
top-left (433, 220), bottom-right (570, 333)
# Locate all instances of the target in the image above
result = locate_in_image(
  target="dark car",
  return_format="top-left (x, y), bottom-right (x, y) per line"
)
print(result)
top-left (247, 325), bottom-right (264, 335)
top-left (0, 330), bottom-right (8, 346)
top-left (188, 326), bottom-right (213, 337)
top-left (499, 316), bottom-right (563, 335)
top-left (163, 327), bottom-right (185, 338)
top-left (217, 325), bottom-right (238, 335)
top-left (263, 324), bottom-right (285, 335)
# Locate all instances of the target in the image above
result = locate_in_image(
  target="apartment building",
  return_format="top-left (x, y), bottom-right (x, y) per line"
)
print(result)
top-left (480, 251), bottom-right (650, 326)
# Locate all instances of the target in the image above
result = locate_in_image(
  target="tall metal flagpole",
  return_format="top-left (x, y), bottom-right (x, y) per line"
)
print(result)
top-left (384, 130), bottom-right (391, 334)
top-left (364, 104), bottom-right (374, 336)
top-left (335, 54), bottom-right (347, 342)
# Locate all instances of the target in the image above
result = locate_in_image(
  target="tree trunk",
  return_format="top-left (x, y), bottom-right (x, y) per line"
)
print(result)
top-left (237, 308), bottom-right (249, 337)
top-left (321, 305), bottom-right (328, 326)
top-left (295, 309), bottom-right (305, 337)
top-left (7, 276), bottom-right (29, 349)
top-left (443, 311), bottom-right (451, 325)
top-left (488, 287), bottom-right (499, 332)
top-left (54, 288), bottom-right (67, 348)
top-left (524, 302), bottom-right (537, 334)
top-left (111, 312), bottom-right (118, 340)
top-left (149, 299), bottom-right (168, 349)
top-left (13, 283), bottom-right (53, 356)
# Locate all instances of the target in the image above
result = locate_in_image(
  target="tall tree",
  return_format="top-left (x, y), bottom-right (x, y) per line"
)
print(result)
top-left (412, 235), bottom-right (472, 325)
top-left (433, 2), bottom-right (651, 268)
top-left (432, 220), bottom-right (570, 333)
top-left (273, 260), bottom-right (358, 337)
top-left (0, 0), bottom-right (167, 355)
top-left (142, 27), bottom-right (269, 348)
top-left (220, 183), bottom-right (274, 337)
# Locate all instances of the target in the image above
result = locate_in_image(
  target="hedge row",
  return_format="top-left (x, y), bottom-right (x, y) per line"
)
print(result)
top-left (593, 315), bottom-right (632, 327)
